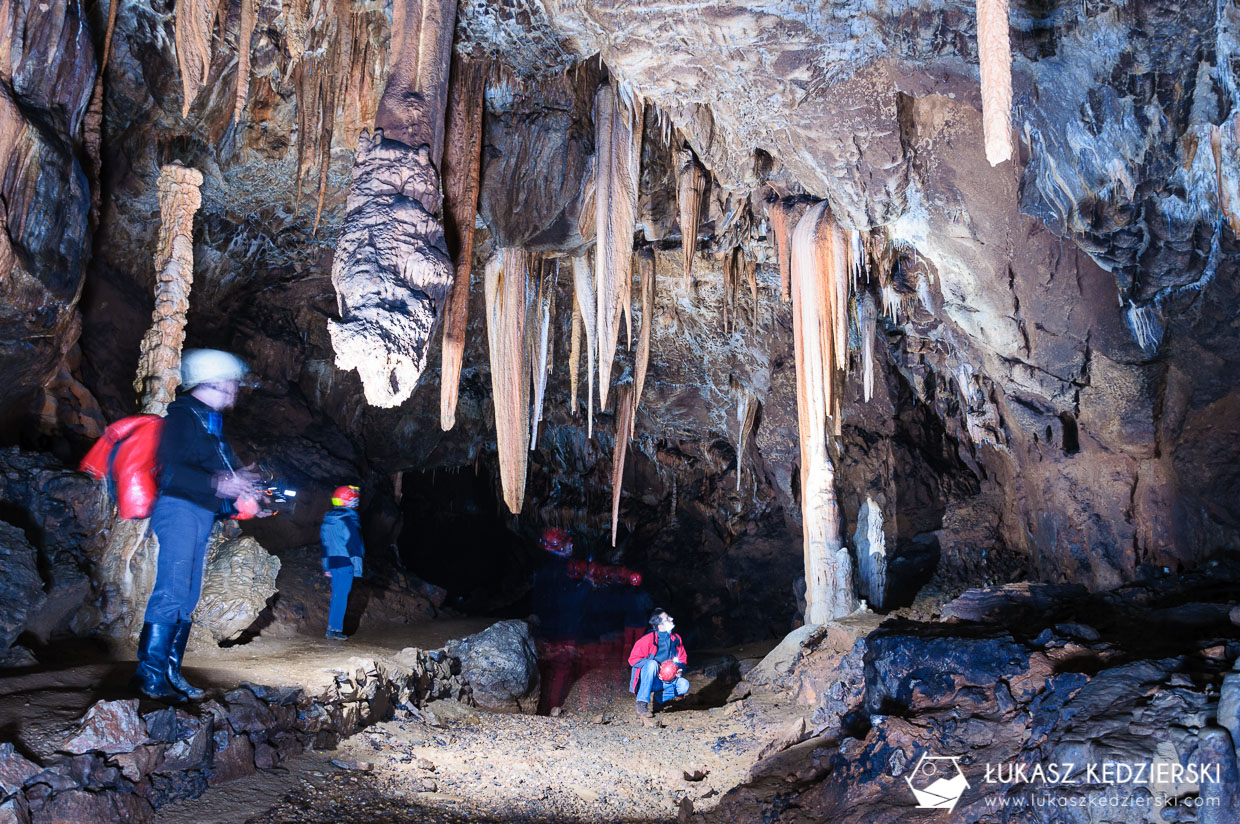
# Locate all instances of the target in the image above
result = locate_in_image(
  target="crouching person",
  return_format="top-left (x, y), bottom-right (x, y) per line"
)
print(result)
top-left (627, 609), bottom-right (689, 719)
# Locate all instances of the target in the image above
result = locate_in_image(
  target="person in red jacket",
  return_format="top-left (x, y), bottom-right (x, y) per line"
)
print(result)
top-left (627, 608), bottom-right (689, 719)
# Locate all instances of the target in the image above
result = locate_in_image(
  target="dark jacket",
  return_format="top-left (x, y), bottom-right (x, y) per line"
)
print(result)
top-left (321, 507), bottom-right (364, 577)
top-left (156, 394), bottom-right (239, 513)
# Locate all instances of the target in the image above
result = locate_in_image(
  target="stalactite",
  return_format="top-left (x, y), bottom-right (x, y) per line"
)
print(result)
top-left (134, 163), bottom-right (204, 415)
top-left (529, 259), bottom-right (554, 449)
top-left (101, 0), bottom-right (120, 70)
top-left (569, 299), bottom-right (582, 413)
top-left (858, 292), bottom-right (877, 403)
top-left (312, 70), bottom-right (338, 234)
top-left (485, 249), bottom-right (531, 513)
top-left (329, 0), bottom-right (457, 407)
top-left (439, 56), bottom-right (487, 431)
top-left (677, 146), bottom-right (707, 285)
top-left (632, 247), bottom-right (655, 438)
top-left (767, 198), bottom-right (809, 303)
top-left (736, 389), bottom-right (758, 492)
top-left (611, 384), bottom-right (634, 546)
top-left (232, 0), bottom-right (256, 126)
top-left (572, 253), bottom-right (597, 437)
top-left (977, 0), bottom-right (1012, 165)
top-left (594, 83), bottom-right (643, 411)
top-left (285, 0), bottom-right (308, 62)
top-left (175, 0), bottom-right (215, 117)
top-left (744, 255), bottom-right (758, 325)
top-left (790, 200), bottom-right (857, 622)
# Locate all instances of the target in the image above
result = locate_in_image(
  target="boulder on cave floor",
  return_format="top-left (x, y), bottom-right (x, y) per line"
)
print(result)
top-left (445, 620), bottom-right (539, 713)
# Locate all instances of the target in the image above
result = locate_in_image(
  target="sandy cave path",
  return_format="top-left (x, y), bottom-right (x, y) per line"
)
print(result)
top-left (160, 677), bottom-right (804, 824)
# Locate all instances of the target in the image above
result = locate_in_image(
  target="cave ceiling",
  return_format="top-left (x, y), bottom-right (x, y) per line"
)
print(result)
top-left (2, 0), bottom-right (1239, 608)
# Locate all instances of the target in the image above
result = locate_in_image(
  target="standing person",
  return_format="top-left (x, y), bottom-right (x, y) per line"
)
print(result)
top-left (321, 485), bottom-right (364, 640)
top-left (627, 608), bottom-right (690, 719)
top-left (134, 349), bottom-right (259, 702)
top-left (529, 527), bottom-right (587, 714)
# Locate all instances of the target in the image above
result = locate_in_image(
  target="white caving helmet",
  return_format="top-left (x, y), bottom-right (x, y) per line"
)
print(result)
top-left (179, 349), bottom-right (248, 389)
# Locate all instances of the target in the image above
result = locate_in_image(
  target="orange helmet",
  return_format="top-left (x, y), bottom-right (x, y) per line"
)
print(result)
top-left (331, 485), bottom-right (360, 508)
top-left (540, 527), bottom-right (572, 557)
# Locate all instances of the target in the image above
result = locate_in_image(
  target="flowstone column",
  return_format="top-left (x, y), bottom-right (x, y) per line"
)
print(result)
top-left (97, 163), bottom-right (203, 643)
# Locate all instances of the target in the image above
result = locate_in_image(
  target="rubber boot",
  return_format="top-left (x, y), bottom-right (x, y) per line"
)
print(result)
top-left (130, 622), bottom-right (185, 702)
top-left (166, 620), bottom-right (205, 700)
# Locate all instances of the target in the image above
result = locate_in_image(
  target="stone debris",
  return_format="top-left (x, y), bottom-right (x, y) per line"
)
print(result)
top-left (60, 700), bottom-right (146, 755)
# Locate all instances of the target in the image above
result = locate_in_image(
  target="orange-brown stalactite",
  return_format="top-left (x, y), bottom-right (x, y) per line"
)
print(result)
top-left (676, 146), bottom-right (707, 285)
top-left (594, 82), bottom-right (642, 411)
top-left (611, 383), bottom-right (634, 546)
top-left (175, 0), bottom-right (215, 117)
top-left (486, 249), bottom-right (531, 514)
top-left (440, 55), bottom-right (487, 431)
top-left (233, 0), bottom-right (256, 126)
top-left (977, 0), bottom-right (1012, 165)
top-left (632, 247), bottom-right (655, 437)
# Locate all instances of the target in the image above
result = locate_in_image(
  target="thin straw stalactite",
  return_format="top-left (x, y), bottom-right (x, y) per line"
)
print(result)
top-left (485, 249), bottom-right (531, 514)
top-left (572, 253), bottom-right (597, 437)
top-left (790, 200), bottom-right (856, 622)
top-left (977, 0), bottom-right (1013, 165)
top-left (611, 384), bottom-right (634, 547)
top-left (439, 56), bottom-right (487, 431)
top-left (594, 83), bottom-right (642, 412)
top-left (677, 146), bottom-right (706, 285)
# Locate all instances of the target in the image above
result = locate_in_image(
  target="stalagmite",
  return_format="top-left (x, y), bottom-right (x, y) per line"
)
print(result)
top-left (611, 384), bottom-right (634, 546)
top-left (791, 201), bottom-right (857, 622)
top-left (100, 163), bottom-right (204, 642)
top-left (439, 56), bottom-right (487, 431)
top-left (853, 497), bottom-right (887, 609)
top-left (572, 253), bottom-right (597, 437)
top-left (486, 249), bottom-right (531, 514)
top-left (977, 0), bottom-right (1013, 165)
top-left (594, 83), bottom-right (643, 411)
top-left (677, 147), bottom-right (707, 284)
top-left (134, 164), bottom-right (205, 415)
top-left (329, 0), bottom-right (457, 407)
top-left (858, 292), bottom-right (877, 403)
top-left (529, 259), bottom-right (554, 449)
top-left (175, 0), bottom-right (215, 117)
top-left (632, 248), bottom-right (655, 437)
top-left (232, 0), bottom-right (256, 126)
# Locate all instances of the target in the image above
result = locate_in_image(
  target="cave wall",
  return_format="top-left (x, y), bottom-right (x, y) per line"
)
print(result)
top-left (0, 0), bottom-right (1236, 641)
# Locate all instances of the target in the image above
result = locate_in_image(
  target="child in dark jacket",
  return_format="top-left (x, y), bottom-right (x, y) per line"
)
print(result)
top-left (321, 485), bottom-right (364, 639)
top-left (627, 608), bottom-right (689, 719)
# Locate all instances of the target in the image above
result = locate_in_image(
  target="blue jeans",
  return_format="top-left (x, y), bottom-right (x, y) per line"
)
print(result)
top-left (633, 659), bottom-right (690, 704)
top-left (146, 496), bottom-right (216, 624)
top-left (327, 569), bottom-right (353, 632)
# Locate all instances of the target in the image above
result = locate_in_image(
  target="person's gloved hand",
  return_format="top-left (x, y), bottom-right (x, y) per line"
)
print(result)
top-left (213, 471), bottom-right (258, 499)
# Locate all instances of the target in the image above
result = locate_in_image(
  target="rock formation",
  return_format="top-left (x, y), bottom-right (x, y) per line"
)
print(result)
top-left (486, 249), bottom-right (532, 514)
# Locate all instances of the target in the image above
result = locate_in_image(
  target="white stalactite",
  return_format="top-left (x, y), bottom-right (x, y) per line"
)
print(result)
top-left (978, 0), bottom-right (1013, 165)
top-left (485, 249), bottom-right (531, 514)
top-left (791, 201), bottom-right (857, 623)
top-left (858, 292), bottom-right (877, 403)
top-left (572, 253), bottom-right (597, 438)
top-left (529, 260), bottom-right (553, 449)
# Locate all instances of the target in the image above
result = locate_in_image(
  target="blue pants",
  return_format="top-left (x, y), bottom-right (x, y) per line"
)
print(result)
top-left (328, 569), bottom-right (353, 632)
top-left (146, 496), bottom-right (216, 624)
top-left (633, 659), bottom-right (690, 704)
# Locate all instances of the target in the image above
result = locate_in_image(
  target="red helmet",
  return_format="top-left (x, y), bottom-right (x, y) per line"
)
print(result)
top-left (627, 570), bottom-right (643, 587)
top-left (567, 559), bottom-right (588, 579)
top-left (658, 660), bottom-right (680, 682)
top-left (540, 527), bottom-right (572, 557)
top-left (331, 485), bottom-right (360, 508)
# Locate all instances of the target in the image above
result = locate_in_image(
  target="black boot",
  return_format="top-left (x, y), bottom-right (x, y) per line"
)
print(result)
top-left (131, 622), bottom-right (185, 702)
top-left (167, 620), bottom-right (205, 700)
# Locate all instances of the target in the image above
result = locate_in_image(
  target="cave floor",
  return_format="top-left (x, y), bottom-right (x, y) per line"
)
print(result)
top-left (158, 674), bottom-right (803, 824)
top-left (0, 618), bottom-right (493, 762)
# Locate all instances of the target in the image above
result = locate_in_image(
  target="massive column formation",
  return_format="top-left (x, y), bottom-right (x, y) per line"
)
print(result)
top-left (791, 202), bottom-right (857, 623)
top-left (133, 163), bottom-right (204, 416)
top-left (328, 0), bottom-right (457, 408)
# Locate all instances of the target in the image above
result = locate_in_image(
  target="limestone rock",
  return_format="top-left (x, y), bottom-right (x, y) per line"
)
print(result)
top-left (0, 522), bottom-right (46, 650)
top-left (60, 700), bottom-right (146, 755)
top-left (193, 536), bottom-right (281, 645)
top-left (445, 620), bottom-right (539, 713)
top-left (0, 743), bottom-right (41, 795)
